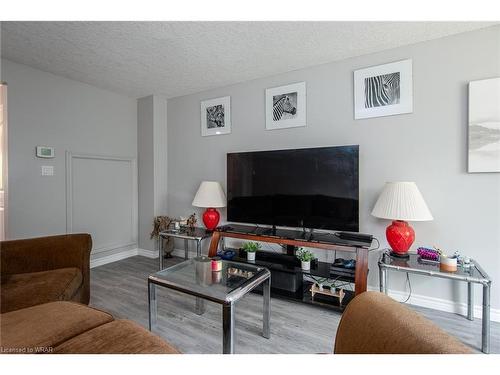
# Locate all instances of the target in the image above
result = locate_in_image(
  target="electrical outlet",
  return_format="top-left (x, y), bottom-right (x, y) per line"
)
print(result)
top-left (41, 166), bottom-right (54, 176)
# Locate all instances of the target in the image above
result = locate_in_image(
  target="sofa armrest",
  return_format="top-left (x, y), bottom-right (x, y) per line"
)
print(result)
top-left (1, 234), bottom-right (92, 304)
top-left (334, 291), bottom-right (472, 354)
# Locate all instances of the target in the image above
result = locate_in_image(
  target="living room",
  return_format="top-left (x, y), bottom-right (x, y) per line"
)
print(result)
top-left (1, 1), bottom-right (499, 372)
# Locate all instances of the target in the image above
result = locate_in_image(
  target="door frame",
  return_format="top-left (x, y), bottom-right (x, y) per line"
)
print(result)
top-left (1, 82), bottom-right (8, 240)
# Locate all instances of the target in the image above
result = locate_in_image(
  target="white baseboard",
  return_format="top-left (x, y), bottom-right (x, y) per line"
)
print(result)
top-left (90, 247), bottom-right (158, 268)
top-left (137, 248), bottom-right (159, 258)
top-left (368, 286), bottom-right (500, 322)
top-left (172, 248), bottom-right (187, 258)
top-left (90, 248), bottom-right (139, 268)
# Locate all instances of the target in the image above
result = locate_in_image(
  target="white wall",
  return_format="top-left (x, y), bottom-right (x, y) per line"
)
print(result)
top-left (138, 96), bottom-right (155, 251)
top-left (2, 59), bottom-right (138, 260)
top-left (137, 95), bottom-right (168, 252)
top-left (167, 27), bottom-right (500, 313)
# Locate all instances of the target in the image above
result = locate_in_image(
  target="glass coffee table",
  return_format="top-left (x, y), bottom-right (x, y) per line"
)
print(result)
top-left (378, 250), bottom-right (492, 353)
top-left (148, 257), bottom-right (271, 354)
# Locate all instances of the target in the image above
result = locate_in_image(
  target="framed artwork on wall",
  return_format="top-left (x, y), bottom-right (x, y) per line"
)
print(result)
top-left (201, 96), bottom-right (231, 137)
top-left (265, 82), bottom-right (306, 130)
top-left (354, 59), bottom-right (413, 120)
top-left (468, 77), bottom-right (500, 173)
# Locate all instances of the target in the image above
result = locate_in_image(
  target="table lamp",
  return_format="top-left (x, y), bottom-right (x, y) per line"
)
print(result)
top-left (192, 181), bottom-right (227, 231)
top-left (371, 182), bottom-right (433, 258)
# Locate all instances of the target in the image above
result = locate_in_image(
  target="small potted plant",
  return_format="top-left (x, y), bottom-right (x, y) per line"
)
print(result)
top-left (242, 242), bottom-right (260, 261)
top-left (297, 248), bottom-right (315, 271)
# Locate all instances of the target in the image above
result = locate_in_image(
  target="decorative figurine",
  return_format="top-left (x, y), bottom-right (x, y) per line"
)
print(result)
top-left (187, 213), bottom-right (197, 230)
top-left (150, 216), bottom-right (174, 258)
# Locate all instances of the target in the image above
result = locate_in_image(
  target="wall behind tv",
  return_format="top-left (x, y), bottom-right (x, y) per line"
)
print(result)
top-left (168, 26), bottom-right (500, 315)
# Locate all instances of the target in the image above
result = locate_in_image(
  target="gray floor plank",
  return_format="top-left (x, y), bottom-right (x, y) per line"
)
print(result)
top-left (90, 255), bottom-right (499, 354)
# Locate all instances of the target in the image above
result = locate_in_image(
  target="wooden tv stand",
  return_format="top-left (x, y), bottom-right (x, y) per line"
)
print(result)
top-left (208, 225), bottom-right (372, 296)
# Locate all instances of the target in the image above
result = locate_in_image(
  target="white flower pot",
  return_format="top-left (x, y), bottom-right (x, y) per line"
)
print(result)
top-left (247, 252), bottom-right (256, 261)
top-left (301, 261), bottom-right (310, 271)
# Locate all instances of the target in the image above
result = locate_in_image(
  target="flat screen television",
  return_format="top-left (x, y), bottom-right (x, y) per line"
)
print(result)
top-left (227, 145), bottom-right (359, 232)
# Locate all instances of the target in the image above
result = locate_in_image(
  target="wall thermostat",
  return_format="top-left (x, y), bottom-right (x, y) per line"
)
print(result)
top-left (36, 146), bottom-right (55, 158)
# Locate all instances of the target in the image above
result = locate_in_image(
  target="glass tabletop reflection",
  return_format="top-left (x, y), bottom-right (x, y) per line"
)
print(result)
top-left (149, 257), bottom-right (269, 302)
top-left (379, 250), bottom-right (489, 282)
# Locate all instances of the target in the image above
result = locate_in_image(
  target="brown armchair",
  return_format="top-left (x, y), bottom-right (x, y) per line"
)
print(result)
top-left (334, 291), bottom-right (472, 354)
top-left (0, 234), bottom-right (92, 313)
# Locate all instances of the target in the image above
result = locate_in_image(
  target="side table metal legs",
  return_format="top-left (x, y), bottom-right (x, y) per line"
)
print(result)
top-left (196, 240), bottom-right (201, 257)
top-left (222, 303), bottom-right (235, 354)
top-left (263, 278), bottom-right (271, 339)
top-left (148, 282), bottom-right (157, 331)
top-left (482, 283), bottom-right (491, 354)
top-left (195, 298), bottom-right (206, 315)
top-left (184, 239), bottom-right (189, 260)
top-left (379, 266), bottom-right (388, 294)
top-left (158, 237), bottom-right (164, 270)
top-left (467, 282), bottom-right (474, 321)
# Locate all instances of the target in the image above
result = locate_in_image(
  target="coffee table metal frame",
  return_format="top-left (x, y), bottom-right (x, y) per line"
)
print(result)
top-left (148, 259), bottom-right (271, 354)
top-left (378, 250), bottom-right (492, 354)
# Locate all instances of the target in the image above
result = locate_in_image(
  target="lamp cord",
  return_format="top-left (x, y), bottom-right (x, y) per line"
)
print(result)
top-left (401, 272), bottom-right (412, 303)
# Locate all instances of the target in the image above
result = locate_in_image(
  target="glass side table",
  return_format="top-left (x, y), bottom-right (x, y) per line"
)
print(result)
top-left (158, 227), bottom-right (213, 270)
top-left (378, 250), bottom-right (492, 353)
top-left (148, 257), bottom-right (271, 354)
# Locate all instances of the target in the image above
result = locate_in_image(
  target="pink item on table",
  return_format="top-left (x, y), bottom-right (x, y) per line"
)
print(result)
top-left (417, 247), bottom-right (440, 261)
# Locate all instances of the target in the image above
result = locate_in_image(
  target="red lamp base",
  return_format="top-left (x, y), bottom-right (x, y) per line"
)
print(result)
top-left (202, 208), bottom-right (220, 231)
top-left (386, 220), bottom-right (415, 257)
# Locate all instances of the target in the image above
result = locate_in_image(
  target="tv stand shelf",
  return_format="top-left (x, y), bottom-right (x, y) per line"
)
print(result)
top-left (209, 224), bottom-right (372, 296)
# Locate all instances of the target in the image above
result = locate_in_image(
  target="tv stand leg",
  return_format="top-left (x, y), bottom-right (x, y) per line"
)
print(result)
top-left (208, 231), bottom-right (221, 257)
top-left (354, 247), bottom-right (369, 295)
top-left (263, 277), bottom-right (271, 339)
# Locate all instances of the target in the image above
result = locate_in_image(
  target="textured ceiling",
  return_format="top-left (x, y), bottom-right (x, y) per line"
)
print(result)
top-left (1, 21), bottom-right (497, 98)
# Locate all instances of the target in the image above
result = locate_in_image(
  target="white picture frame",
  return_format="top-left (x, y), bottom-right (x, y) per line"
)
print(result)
top-left (468, 77), bottom-right (500, 173)
top-left (265, 82), bottom-right (306, 130)
top-left (200, 96), bottom-right (231, 137)
top-left (354, 59), bottom-right (413, 120)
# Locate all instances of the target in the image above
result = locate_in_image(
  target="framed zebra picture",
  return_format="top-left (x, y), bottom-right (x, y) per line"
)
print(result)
top-left (354, 59), bottom-right (413, 120)
top-left (200, 96), bottom-right (231, 137)
top-left (265, 82), bottom-right (306, 130)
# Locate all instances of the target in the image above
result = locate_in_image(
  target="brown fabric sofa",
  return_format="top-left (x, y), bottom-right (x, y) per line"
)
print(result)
top-left (1, 234), bottom-right (179, 354)
top-left (334, 291), bottom-right (472, 354)
top-left (0, 301), bottom-right (180, 354)
top-left (1, 234), bottom-right (91, 313)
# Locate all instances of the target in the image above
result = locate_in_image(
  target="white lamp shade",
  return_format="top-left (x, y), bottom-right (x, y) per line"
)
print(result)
top-left (371, 182), bottom-right (433, 221)
top-left (192, 181), bottom-right (227, 208)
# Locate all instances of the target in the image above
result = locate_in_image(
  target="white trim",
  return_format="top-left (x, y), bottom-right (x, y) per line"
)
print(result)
top-left (93, 241), bottom-right (137, 254)
top-left (65, 151), bottom-right (138, 253)
top-left (368, 286), bottom-right (500, 322)
top-left (0, 84), bottom-right (8, 240)
top-left (171, 248), bottom-right (187, 258)
top-left (91, 247), bottom-right (158, 268)
top-left (137, 248), bottom-right (159, 258)
top-left (90, 248), bottom-right (139, 268)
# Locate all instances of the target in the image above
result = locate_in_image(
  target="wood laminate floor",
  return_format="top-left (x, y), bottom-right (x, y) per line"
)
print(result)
top-left (90, 256), bottom-right (499, 354)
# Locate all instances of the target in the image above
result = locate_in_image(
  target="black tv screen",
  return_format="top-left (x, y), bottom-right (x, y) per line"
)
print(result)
top-left (227, 145), bottom-right (359, 232)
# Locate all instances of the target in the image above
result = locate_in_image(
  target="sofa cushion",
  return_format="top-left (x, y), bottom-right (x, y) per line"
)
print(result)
top-left (53, 319), bottom-right (180, 354)
top-left (0, 301), bottom-right (113, 354)
top-left (1, 267), bottom-right (83, 313)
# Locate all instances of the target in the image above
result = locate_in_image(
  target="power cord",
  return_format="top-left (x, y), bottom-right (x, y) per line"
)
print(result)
top-left (401, 272), bottom-right (412, 303)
